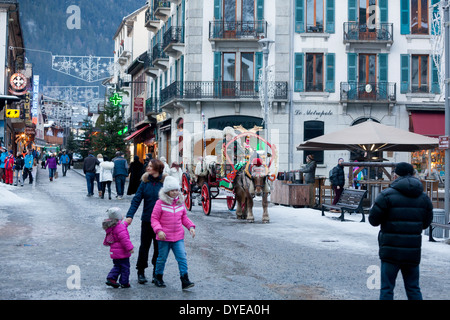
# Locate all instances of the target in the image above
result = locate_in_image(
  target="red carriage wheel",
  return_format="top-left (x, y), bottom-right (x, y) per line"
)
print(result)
top-left (182, 173), bottom-right (192, 211)
top-left (201, 183), bottom-right (212, 215)
top-left (226, 196), bottom-right (236, 211)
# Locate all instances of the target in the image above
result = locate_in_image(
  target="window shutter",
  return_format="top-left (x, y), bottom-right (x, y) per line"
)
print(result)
top-left (400, 0), bottom-right (410, 35)
top-left (431, 0), bottom-right (441, 35)
top-left (400, 54), bottom-right (410, 93)
top-left (378, 54), bottom-right (388, 99)
top-left (347, 53), bottom-right (357, 83)
top-left (180, 55), bottom-right (184, 93)
top-left (431, 55), bottom-right (440, 94)
top-left (256, 0), bottom-right (264, 21)
top-left (294, 53), bottom-right (304, 92)
top-left (295, 0), bottom-right (305, 33)
top-left (255, 52), bottom-right (263, 92)
top-left (214, 0), bottom-right (222, 20)
top-left (325, 0), bottom-right (335, 33)
top-left (379, 0), bottom-right (388, 23)
top-left (214, 52), bottom-right (222, 96)
top-left (348, 0), bottom-right (357, 22)
top-left (325, 53), bottom-right (335, 92)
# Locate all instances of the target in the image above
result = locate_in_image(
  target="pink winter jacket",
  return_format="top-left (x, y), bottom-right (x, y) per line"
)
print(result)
top-left (151, 190), bottom-right (195, 242)
top-left (103, 220), bottom-right (134, 259)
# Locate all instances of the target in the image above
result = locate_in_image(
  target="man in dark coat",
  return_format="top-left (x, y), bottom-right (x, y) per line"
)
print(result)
top-left (330, 157), bottom-right (345, 205)
top-left (369, 162), bottom-right (433, 300)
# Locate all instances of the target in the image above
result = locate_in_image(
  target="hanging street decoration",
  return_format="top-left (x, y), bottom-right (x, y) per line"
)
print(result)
top-left (118, 126), bottom-right (128, 136)
top-left (52, 55), bottom-right (115, 83)
top-left (43, 86), bottom-right (100, 104)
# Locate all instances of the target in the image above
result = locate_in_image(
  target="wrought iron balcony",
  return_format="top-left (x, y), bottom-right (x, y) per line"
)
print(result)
top-left (160, 81), bottom-right (288, 106)
top-left (145, 97), bottom-right (161, 114)
top-left (343, 22), bottom-right (393, 44)
top-left (144, 8), bottom-right (160, 33)
top-left (340, 82), bottom-right (396, 103)
top-left (209, 20), bottom-right (267, 40)
top-left (163, 26), bottom-right (185, 58)
top-left (153, 0), bottom-right (171, 19)
top-left (152, 44), bottom-right (169, 70)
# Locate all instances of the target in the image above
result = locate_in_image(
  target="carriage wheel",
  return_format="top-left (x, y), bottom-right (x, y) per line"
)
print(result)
top-left (227, 196), bottom-right (236, 211)
top-left (201, 183), bottom-right (212, 215)
top-left (182, 173), bottom-right (192, 211)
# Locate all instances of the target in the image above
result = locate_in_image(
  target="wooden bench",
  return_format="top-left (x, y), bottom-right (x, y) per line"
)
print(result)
top-left (321, 188), bottom-right (367, 222)
top-left (428, 222), bottom-right (450, 242)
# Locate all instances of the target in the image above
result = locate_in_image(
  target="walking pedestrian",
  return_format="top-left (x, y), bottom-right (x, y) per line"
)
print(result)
top-left (4, 150), bottom-right (15, 185)
top-left (330, 158), bottom-right (345, 207)
top-left (125, 159), bottom-right (166, 285)
top-left (59, 150), bottom-right (70, 177)
top-left (0, 147), bottom-right (7, 183)
top-left (83, 151), bottom-right (100, 196)
top-left (127, 155), bottom-right (143, 195)
top-left (103, 207), bottom-right (134, 288)
top-left (13, 152), bottom-right (24, 187)
top-left (299, 154), bottom-right (317, 207)
top-left (151, 176), bottom-right (196, 289)
top-left (169, 162), bottom-right (183, 186)
top-left (100, 156), bottom-right (114, 200)
top-left (369, 162), bottom-right (433, 300)
top-left (46, 153), bottom-right (58, 181)
top-left (96, 154), bottom-right (104, 198)
top-left (23, 149), bottom-right (34, 184)
top-left (160, 156), bottom-right (170, 175)
top-left (112, 151), bottom-right (128, 200)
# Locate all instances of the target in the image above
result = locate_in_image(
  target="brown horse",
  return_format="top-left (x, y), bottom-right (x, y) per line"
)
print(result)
top-left (234, 167), bottom-right (270, 223)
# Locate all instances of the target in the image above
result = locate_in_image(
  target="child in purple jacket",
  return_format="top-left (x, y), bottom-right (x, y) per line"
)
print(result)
top-left (103, 207), bottom-right (134, 288)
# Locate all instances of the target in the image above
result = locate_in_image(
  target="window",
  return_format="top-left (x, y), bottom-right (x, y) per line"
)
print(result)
top-left (295, 52), bottom-right (334, 93)
top-left (295, 0), bottom-right (335, 33)
top-left (306, 0), bottom-right (324, 32)
top-left (411, 54), bottom-right (428, 92)
top-left (411, 0), bottom-right (428, 34)
top-left (306, 53), bottom-right (324, 91)
top-left (303, 120), bottom-right (324, 164)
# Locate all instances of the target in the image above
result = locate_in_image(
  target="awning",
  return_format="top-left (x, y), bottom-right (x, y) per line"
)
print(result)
top-left (124, 125), bottom-right (149, 141)
top-left (410, 112), bottom-right (444, 138)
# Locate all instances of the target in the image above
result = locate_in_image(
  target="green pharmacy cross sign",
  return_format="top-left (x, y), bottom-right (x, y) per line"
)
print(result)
top-left (109, 93), bottom-right (123, 106)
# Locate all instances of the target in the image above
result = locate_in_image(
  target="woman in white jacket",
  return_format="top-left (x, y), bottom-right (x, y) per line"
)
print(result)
top-left (169, 162), bottom-right (183, 186)
top-left (100, 156), bottom-right (114, 200)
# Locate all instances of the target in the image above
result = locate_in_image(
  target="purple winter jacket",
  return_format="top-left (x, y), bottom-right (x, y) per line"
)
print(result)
top-left (103, 220), bottom-right (134, 259)
top-left (46, 157), bottom-right (58, 169)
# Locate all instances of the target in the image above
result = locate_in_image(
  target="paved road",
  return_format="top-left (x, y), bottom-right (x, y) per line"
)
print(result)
top-left (1, 165), bottom-right (449, 304)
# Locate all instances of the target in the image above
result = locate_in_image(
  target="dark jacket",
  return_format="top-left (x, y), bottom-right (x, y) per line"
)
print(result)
top-left (83, 154), bottom-right (99, 174)
top-left (299, 160), bottom-right (316, 184)
top-left (14, 155), bottom-right (24, 170)
top-left (330, 164), bottom-right (345, 187)
top-left (126, 172), bottom-right (165, 222)
top-left (113, 156), bottom-right (128, 177)
top-left (127, 157), bottom-right (144, 195)
top-left (369, 176), bottom-right (433, 266)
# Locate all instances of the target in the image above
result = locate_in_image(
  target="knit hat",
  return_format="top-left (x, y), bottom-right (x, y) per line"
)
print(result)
top-left (307, 154), bottom-right (314, 161)
top-left (394, 162), bottom-right (414, 176)
top-left (106, 207), bottom-right (123, 220)
top-left (162, 176), bottom-right (180, 193)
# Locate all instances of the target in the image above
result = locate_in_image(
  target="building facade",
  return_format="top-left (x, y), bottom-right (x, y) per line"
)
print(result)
top-left (118, 0), bottom-right (443, 177)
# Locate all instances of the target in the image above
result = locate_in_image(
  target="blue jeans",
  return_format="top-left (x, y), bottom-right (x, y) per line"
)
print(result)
top-left (48, 168), bottom-right (56, 179)
top-left (155, 240), bottom-right (188, 276)
top-left (115, 175), bottom-right (126, 196)
top-left (85, 172), bottom-right (96, 195)
top-left (380, 261), bottom-right (423, 300)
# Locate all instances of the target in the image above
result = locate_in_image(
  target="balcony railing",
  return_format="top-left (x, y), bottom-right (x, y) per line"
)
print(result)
top-left (163, 26), bottom-right (184, 48)
top-left (160, 81), bottom-right (288, 105)
top-left (152, 44), bottom-right (169, 61)
top-left (145, 97), bottom-right (161, 114)
top-left (153, 0), bottom-right (171, 12)
top-left (209, 20), bottom-right (267, 40)
top-left (340, 82), bottom-right (396, 102)
top-left (343, 22), bottom-right (393, 43)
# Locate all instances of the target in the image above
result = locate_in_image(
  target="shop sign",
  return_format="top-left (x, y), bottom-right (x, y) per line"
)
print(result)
top-left (134, 97), bottom-right (144, 112)
top-left (5, 109), bottom-right (20, 118)
top-left (439, 136), bottom-right (450, 150)
top-left (10, 73), bottom-right (27, 91)
top-left (156, 112), bottom-right (167, 123)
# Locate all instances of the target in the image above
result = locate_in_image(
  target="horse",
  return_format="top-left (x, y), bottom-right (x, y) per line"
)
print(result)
top-left (233, 159), bottom-right (270, 223)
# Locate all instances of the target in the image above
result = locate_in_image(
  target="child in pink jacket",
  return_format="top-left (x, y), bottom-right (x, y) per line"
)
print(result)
top-left (151, 176), bottom-right (196, 290)
top-left (103, 207), bottom-right (134, 288)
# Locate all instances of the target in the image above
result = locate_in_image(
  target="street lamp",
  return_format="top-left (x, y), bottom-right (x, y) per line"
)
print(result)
top-left (258, 38), bottom-right (274, 162)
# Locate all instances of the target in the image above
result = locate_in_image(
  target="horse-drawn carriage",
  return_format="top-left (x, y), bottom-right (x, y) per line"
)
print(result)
top-left (181, 125), bottom-right (278, 222)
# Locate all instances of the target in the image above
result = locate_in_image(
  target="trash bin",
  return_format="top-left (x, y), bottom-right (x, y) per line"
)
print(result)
top-left (424, 209), bottom-right (446, 239)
